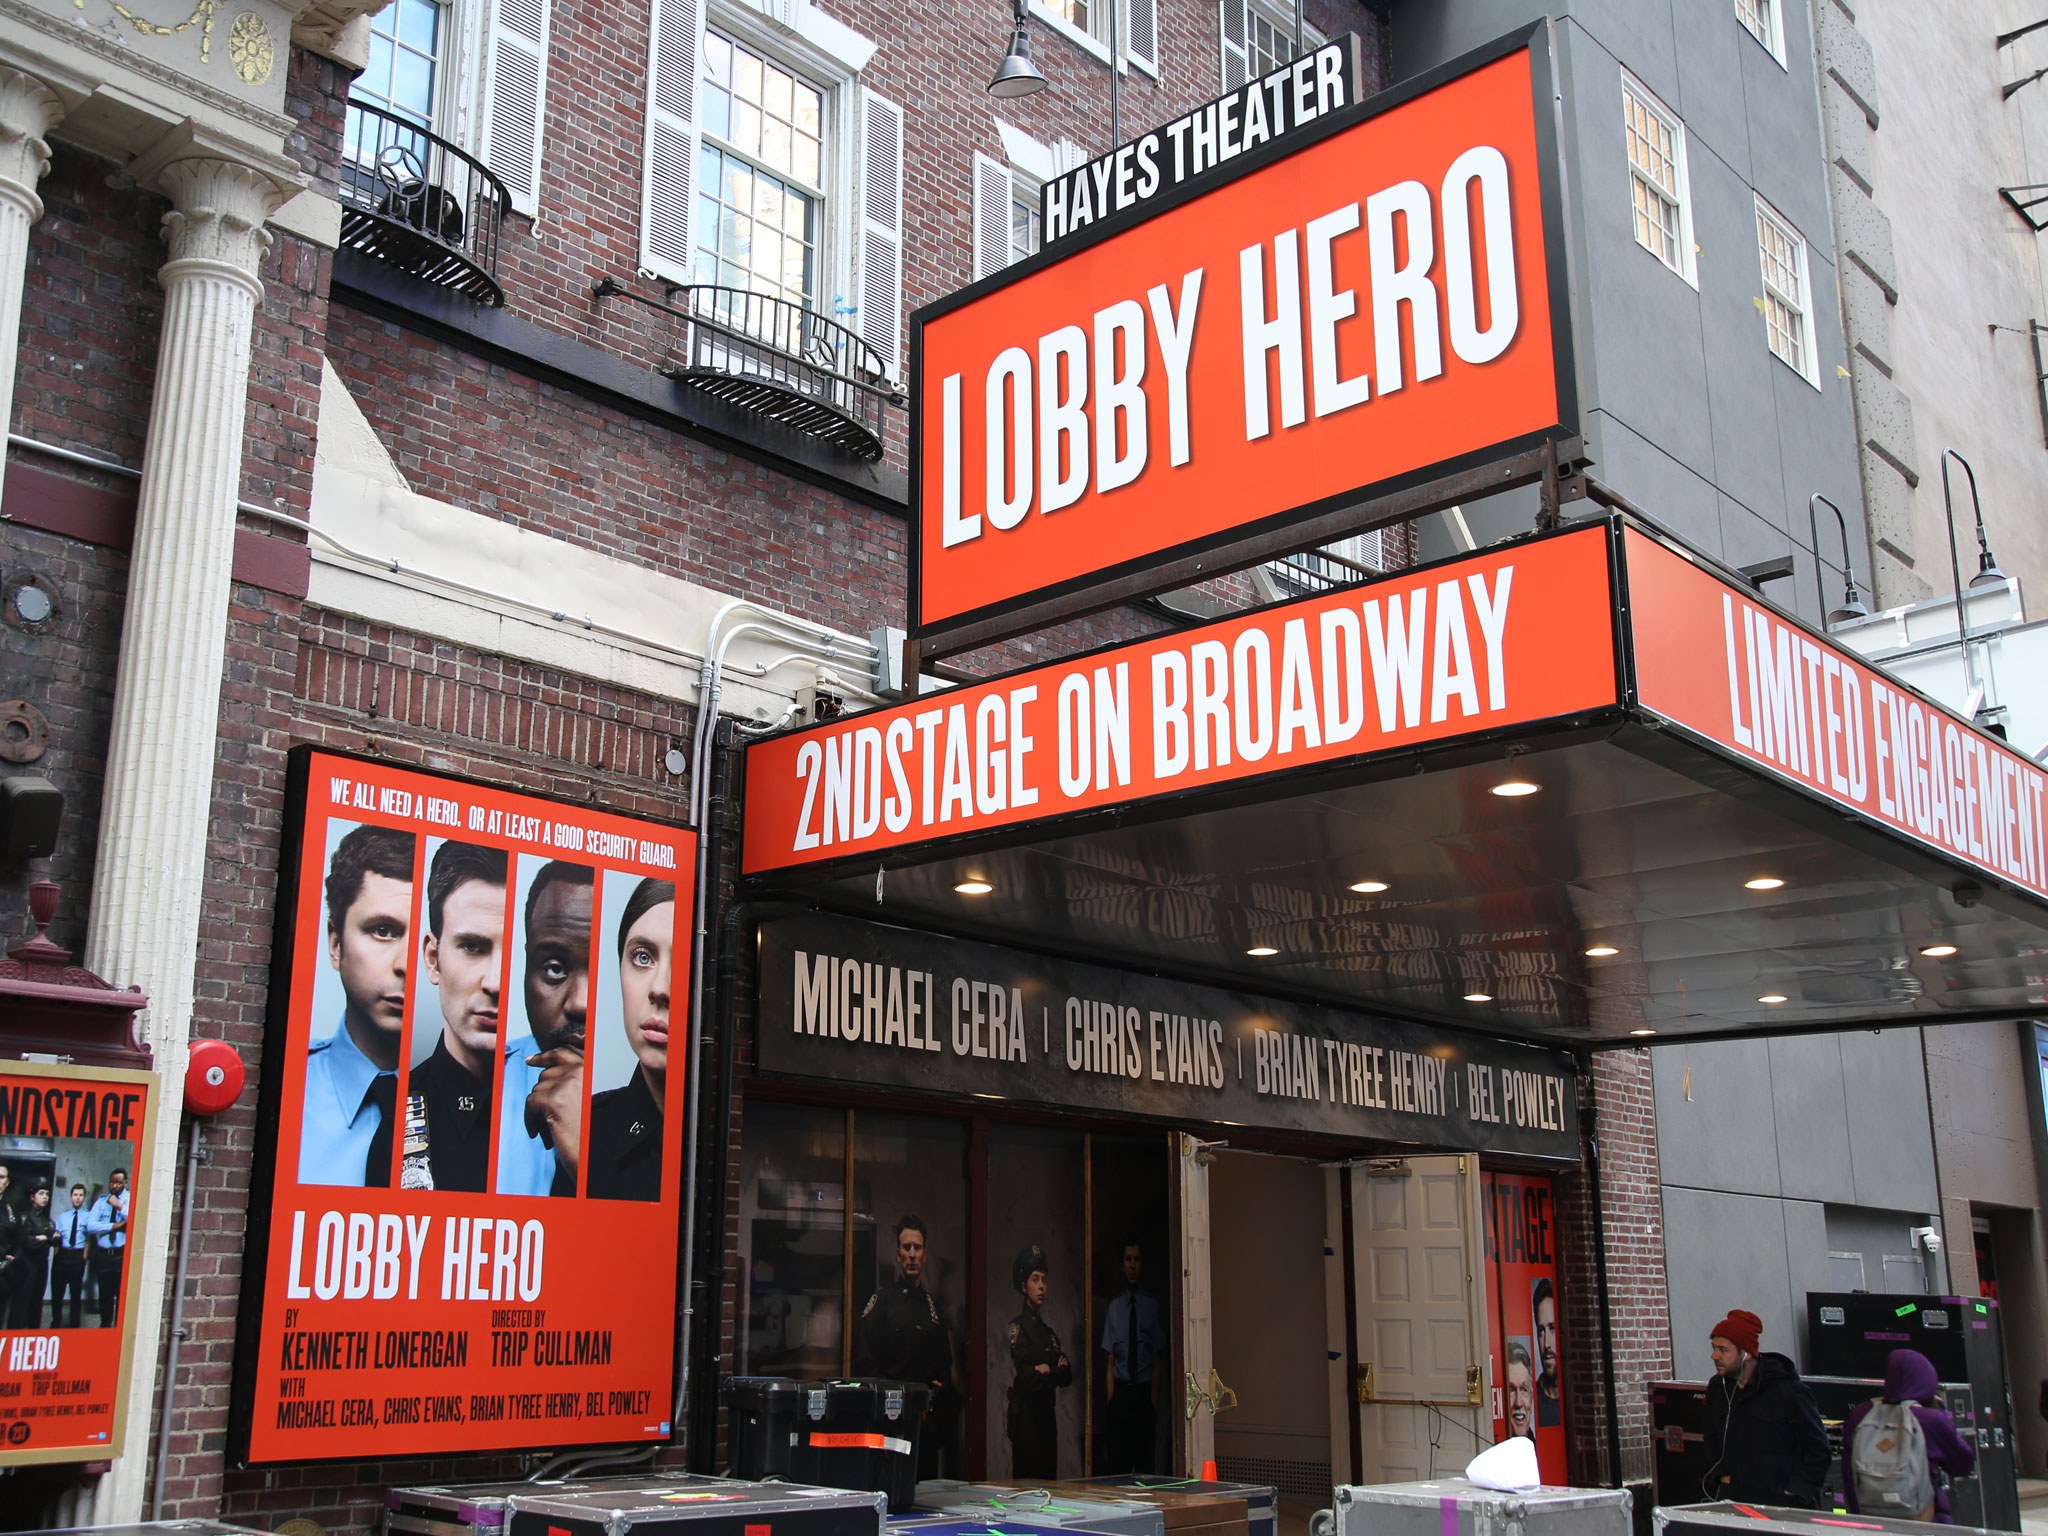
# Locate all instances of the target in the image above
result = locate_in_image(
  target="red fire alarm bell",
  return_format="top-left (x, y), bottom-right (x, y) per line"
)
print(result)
top-left (184, 1038), bottom-right (245, 1115)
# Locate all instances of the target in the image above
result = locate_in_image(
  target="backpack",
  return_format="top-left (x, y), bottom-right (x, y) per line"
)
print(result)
top-left (1851, 1399), bottom-right (1935, 1519)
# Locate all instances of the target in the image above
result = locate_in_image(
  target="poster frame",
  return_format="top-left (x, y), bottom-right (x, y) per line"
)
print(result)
top-left (0, 1058), bottom-right (160, 1467)
top-left (905, 20), bottom-right (1582, 658)
top-left (227, 744), bottom-right (697, 1468)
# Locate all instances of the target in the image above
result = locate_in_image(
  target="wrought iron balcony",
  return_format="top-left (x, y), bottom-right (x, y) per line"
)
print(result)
top-left (339, 100), bottom-right (509, 306)
top-left (594, 278), bottom-right (898, 460)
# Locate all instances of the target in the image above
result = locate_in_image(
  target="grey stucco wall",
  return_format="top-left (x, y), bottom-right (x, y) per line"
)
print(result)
top-left (1394, 3), bottom-right (1865, 631)
top-left (1653, 1031), bottom-right (1941, 1378)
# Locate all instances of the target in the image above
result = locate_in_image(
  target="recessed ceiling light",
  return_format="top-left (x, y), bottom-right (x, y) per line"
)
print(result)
top-left (1246, 945), bottom-right (1279, 957)
top-left (1758, 993), bottom-right (1788, 1005)
top-left (1744, 877), bottom-right (1786, 891)
top-left (1585, 945), bottom-right (1620, 958)
top-left (954, 879), bottom-right (994, 895)
top-left (1490, 780), bottom-right (1541, 798)
top-left (1349, 879), bottom-right (1390, 894)
top-left (1919, 943), bottom-right (1959, 958)
top-left (1630, 1028), bottom-right (1657, 1037)
top-left (1464, 991), bottom-right (1494, 1002)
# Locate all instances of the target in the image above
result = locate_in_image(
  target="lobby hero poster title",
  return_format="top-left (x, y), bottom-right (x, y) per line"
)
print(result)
top-left (913, 29), bottom-right (1574, 639)
top-left (231, 749), bottom-right (695, 1465)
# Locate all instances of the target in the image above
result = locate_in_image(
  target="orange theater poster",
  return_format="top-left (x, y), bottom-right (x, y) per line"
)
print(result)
top-left (0, 1060), bottom-right (158, 1465)
top-left (230, 749), bottom-right (696, 1464)
top-left (913, 29), bottom-right (1573, 637)
top-left (1483, 1170), bottom-right (1565, 1483)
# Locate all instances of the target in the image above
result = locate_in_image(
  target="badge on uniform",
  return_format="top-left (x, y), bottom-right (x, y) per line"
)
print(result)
top-left (401, 1092), bottom-right (434, 1191)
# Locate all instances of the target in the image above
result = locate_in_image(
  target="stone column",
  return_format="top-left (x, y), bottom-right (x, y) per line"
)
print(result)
top-left (84, 156), bottom-right (284, 1525)
top-left (0, 68), bottom-right (63, 519)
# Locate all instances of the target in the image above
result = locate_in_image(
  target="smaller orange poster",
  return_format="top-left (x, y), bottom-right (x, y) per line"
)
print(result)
top-left (232, 749), bottom-right (696, 1464)
top-left (0, 1060), bottom-right (158, 1465)
top-left (1483, 1169), bottom-right (1566, 1483)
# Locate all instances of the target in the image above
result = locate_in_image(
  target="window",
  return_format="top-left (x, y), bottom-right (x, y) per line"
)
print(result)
top-left (1221, 0), bottom-right (1321, 91)
top-left (639, 0), bottom-right (903, 377)
top-left (1734, 0), bottom-right (1786, 66)
top-left (1032, 0), bottom-right (1157, 73)
top-left (974, 127), bottom-right (1064, 278)
top-left (1755, 196), bottom-right (1819, 387)
top-left (1622, 73), bottom-right (1695, 285)
top-left (345, 0), bottom-right (553, 218)
top-left (696, 31), bottom-right (825, 308)
top-left (1011, 183), bottom-right (1042, 265)
top-left (356, 0), bottom-right (445, 130)
top-left (1266, 530), bottom-right (1384, 597)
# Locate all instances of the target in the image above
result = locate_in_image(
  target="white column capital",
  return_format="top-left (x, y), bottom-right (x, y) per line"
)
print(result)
top-left (0, 66), bottom-right (63, 223)
top-left (157, 156), bottom-right (290, 290)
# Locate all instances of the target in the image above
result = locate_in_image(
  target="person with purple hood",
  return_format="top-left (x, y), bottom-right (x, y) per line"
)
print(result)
top-left (1842, 1348), bottom-right (1977, 1523)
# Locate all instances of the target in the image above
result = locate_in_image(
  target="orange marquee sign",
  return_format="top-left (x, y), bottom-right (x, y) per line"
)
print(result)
top-left (745, 527), bottom-right (1619, 873)
top-left (911, 28), bottom-right (1576, 647)
top-left (1629, 530), bottom-right (2048, 903)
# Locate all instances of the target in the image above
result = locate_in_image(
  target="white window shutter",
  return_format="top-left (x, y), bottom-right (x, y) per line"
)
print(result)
top-left (859, 88), bottom-right (905, 378)
top-left (1220, 0), bottom-right (1248, 90)
top-left (973, 152), bottom-right (1012, 279)
top-left (640, 0), bottom-right (705, 284)
top-left (1126, 0), bottom-right (1157, 74)
top-left (481, 0), bottom-right (551, 216)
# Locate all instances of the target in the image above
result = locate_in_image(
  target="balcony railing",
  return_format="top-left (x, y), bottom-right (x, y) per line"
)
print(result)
top-left (594, 278), bottom-right (898, 460)
top-left (339, 100), bottom-right (510, 307)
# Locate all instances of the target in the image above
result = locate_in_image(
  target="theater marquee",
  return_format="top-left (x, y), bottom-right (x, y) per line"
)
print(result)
top-left (911, 26), bottom-right (1576, 654)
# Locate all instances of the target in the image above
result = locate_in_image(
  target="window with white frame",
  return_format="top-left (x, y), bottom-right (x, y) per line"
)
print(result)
top-left (1734, 0), bottom-right (1786, 65)
top-left (639, 0), bottom-right (904, 377)
top-left (974, 126), bottom-right (1067, 279)
top-left (1033, 0), bottom-right (1157, 72)
top-left (696, 31), bottom-right (825, 308)
top-left (1263, 529), bottom-right (1386, 598)
top-left (1221, 0), bottom-right (1321, 91)
top-left (1622, 73), bottom-right (1695, 284)
top-left (344, 0), bottom-right (553, 218)
top-left (1755, 196), bottom-right (1819, 386)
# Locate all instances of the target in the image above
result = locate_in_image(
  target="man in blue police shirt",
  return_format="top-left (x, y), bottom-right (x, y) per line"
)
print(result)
top-left (1100, 1236), bottom-right (1168, 1472)
top-left (300, 824), bottom-right (417, 1187)
top-left (51, 1183), bottom-right (92, 1327)
top-left (496, 861), bottom-right (594, 1196)
top-left (87, 1168), bottom-right (129, 1327)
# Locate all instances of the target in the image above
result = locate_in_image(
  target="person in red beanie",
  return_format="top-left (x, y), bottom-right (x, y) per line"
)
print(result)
top-left (1698, 1308), bottom-right (1829, 1507)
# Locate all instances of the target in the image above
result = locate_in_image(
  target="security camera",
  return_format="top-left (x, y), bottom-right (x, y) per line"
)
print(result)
top-left (1910, 1225), bottom-right (1943, 1254)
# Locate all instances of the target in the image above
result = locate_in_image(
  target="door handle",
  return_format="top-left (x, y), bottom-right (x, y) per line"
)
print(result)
top-left (1207, 1368), bottom-right (1239, 1415)
top-left (1466, 1364), bottom-right (1482, 1406)
top-left (1355, 1362), bottom-right (1374, 1403)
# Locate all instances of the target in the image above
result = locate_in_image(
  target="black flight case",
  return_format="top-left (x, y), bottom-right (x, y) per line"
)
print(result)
top-left (725, 1377), bottom-right (931, 1514)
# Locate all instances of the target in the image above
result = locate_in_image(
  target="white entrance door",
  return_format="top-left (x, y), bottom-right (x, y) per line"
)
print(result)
top-left (1331, 1155), bottom-right (1487, 1485)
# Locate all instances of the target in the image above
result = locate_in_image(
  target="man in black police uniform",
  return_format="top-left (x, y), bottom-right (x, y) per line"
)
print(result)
top-left (1007, 1242), bottom-right (1071, 1478)
top-left (856, 1213), bottom-right (956, 1476)
top-left (404, 841), bottom-right (508, 1191)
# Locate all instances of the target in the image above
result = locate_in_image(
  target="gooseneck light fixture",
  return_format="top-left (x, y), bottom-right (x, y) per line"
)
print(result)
top-left (1806, 493), bottom-right (1870, 628)
top-left (988, 0), bottom-right (1048, 98)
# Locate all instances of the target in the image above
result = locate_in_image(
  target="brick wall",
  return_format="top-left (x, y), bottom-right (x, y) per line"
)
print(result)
top-left (1556, 1048), bottom-right (1669, 1488)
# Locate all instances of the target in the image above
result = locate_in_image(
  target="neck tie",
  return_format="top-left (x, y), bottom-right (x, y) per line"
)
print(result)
top-left (70, 1213), bottom-right (80, 1247)
top-left (1125, 1290), bottom-right (1136, 1382)
top-left (364, 1074), bottom-right (398, 1187)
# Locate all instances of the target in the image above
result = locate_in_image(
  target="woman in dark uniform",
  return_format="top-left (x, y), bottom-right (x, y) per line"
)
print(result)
top-left (1006, 1243), bottom-right (1070, 1477)
top-left (12, 1184), bottom-right (53, 1327)
top-left (584, 877), bottom-right (674, 1201)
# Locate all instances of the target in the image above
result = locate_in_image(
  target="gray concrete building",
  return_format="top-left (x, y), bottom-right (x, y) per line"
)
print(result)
top-left (1384, 0), bottom-right (1995, 1457)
